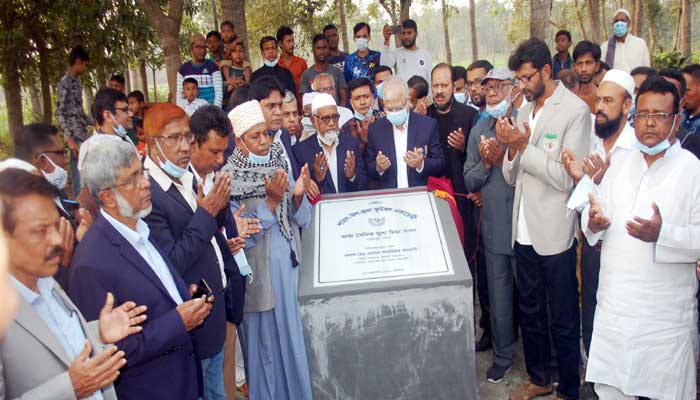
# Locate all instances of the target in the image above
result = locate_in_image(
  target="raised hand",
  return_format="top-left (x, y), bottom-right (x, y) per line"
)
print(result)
top-left (69, 342), bottom-right (126, 399)
top-left (75, 208), bottom-right (94, 242)
top-left (264, 169), bottom-right (288, 211)
top-left (357, 115), bottom-right (374, 143)
top-left (626, 202), bottom-right (662, 242)
top-left (583, 153), bottom-right (611, 185)
top-left (588, 193), bottom-right (611, 233)
top-left (306, 179), bottom-right (320, 201)
top-left (561, 147), bottom-right (584, 182)
top-left (403, 148), bottom-right (424, 170)
top-left (226, 237), bottom-right (245, 255)
top-left (467, 192), bottom-right (482, 207)
top-left (376, 151), bottom-right (391, 174)
top-left (496, 117), bottom-right (531, 156)
top-left (484, 137), bottom-right (505, 167)
top-left (295, 164), bottom-right (310, 198)
top-left (448, 128), bottom-right (466, 152)
top-left (98, 292), bottom-right (148, 344)
top-left (233, 204), bottom-right (261, 239)
top-left (313, 151), bottom-right (328, 182)
top-left (197, 172), bottom-right (231, 216)
top-left (344, 150), bottom-right (356, 179)
top-left (59, 217), bottom-right (75, 267)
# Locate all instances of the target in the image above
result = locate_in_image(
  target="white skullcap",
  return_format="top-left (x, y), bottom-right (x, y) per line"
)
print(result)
top-left (602, 69), bottom-right (635, 98)
top-left (302, 92), bottom-right (318, 108)
top-left (614, 8), bottom-right (630, 19)
top-left (0, 158), bottom-right (38, 173)
top-left (311, 93), bottom-right (337, 115)
top-left (228, 100), bottom-right (266, 138)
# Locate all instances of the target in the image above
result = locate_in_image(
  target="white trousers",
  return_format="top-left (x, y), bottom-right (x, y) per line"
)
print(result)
top-left (594, 383), bottom-right (662, 400)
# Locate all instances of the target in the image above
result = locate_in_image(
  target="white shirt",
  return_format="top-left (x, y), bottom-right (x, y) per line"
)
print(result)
top-left (101, 209), bottom-right (184, 304)
top-left (393, 117), bottom-right (410, 189)
top-left (177, 97), bottom-right (209, 117)
top-left (318, 135), bottom-right (339, 191)
top-left (582, 143), bottom-right (700, 398)
top-left (380, 46), bottom-right (433, 87)
top-left (273, 130), bottom-right (294, 178)
top-left (600, 34), bottom-right (651, 74)
top-left (146, 156), bottom-right (227, 287)
top-left (567, 122), bottom-right (636, 212)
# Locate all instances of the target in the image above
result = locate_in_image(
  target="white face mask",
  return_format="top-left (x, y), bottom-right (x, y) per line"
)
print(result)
top-left (40, 154), bottom-right (68, 190)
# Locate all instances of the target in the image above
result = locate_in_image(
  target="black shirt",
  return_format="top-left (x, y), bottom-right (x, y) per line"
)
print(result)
top-left (250, 65), bottom-right (297, 94)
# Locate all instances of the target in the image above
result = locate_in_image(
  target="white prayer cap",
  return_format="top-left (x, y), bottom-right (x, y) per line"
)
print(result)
top-left (601, 69), bottom-right (635, 98)
top-left (302, 92), bottom-right (318, 108)
top-left (613, 8), bottom-right (630, 20)
top-left (228, 100), bottom-right (266, 138)
top-left (0, 158), bottom-right (38, 174)
top-left (311, 93), bottom-right (337, 115)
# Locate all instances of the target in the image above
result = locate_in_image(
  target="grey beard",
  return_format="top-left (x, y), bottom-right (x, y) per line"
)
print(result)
top-left (114, 189), bottom-right (151, 219)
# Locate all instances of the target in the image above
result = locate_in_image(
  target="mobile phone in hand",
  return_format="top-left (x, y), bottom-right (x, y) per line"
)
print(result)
top-left (193, 278), bottom-right (213, 301)
top-left (391, 25), bottom-right (402, 35)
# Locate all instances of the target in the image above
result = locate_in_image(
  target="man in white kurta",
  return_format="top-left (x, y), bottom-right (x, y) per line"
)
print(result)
top-left (582, 78), bottom-right (700, 400)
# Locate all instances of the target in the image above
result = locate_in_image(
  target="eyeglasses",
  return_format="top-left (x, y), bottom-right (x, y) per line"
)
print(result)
top-left (466, 81), bottom-right (482, 90)
top-left (315, 114), bottom-right (341, 124)
top-left (156, 132), bottom-right (195, 146)
top-left (41, 148), bottom-right (69, 158)
top-left (192, 45), bottom-right (207, 50)
top-left (515, 70), bottom-right (541, 85)
top-left (110, 168), bottom-right (150, 190)
top-left (316, 86), bottom-right (335, 94)
top-left (632, 112), bottom-right (676, 124)
top-left (482, 82), bottom-right (512, 94)
top-left (112, 106), bottom-right (130, 114)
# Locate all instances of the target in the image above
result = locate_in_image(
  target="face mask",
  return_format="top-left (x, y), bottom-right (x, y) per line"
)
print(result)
top-left (301, 117), bottom-right (316, 133)
top-left (263, 58), bottom-right (279, 68)
top-left (155, 139), bottom-right (187, 178)
top-left (319, 129), bottom-right (339, 145)
top-left (454, 92), bottom-right (467, 104)
top-left (629, 100), bottom-right (636, 117)
top-left (110, 113), bottom-right (128, 138)
top-left (355, 37), bottom-right (369, 52)
top-left (40, 154), bottom-right (68, 190)
top-left (386, 106), bottom-right (409, 127)
top-left (241, 141), bottom-right (271, 164)
top-left (376, 82), bottom-right (385, 99)
top-left (633, 117), bottom-right (676, 156)
top-left (613, 21), bottom-right (628, 38)
top-left (485, 97), bottom-right (511, 119)
top-left (354, 109), bottom-right (372, 121)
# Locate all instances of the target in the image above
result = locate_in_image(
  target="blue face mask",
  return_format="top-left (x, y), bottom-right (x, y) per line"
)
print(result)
top-left (376, 82), bottom-right (385, 99)
top-left (613, 21), bottom-right (628, 38)
top-left (354, 109), bottom-right (372, 121)
top-left (110, 113), bottom-right (128, 138)
top-left (454, 92), bottom-right (467, 104)
top-left (242, 141), bottom-right (271, 164)
top-left (264, 58), bottom-right (279, 68)
top-left (633, 118), bottom-right (675, 156)
top-left (485, 98), bottom-right (511, 119)
top-left (386, 106), bottom-right (409, 127)
top-left (155, 139), bottom-right (187, 178)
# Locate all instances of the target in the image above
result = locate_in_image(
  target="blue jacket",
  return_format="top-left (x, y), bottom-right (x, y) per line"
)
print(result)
top-left (68, 214), bottom-right (200, 400)
top-left (273, 128), bottom-right (301, 180)
top-left (292, 132), bottom-right (367, 194)
top-left (144, 175), bottom-right (236, 359)
top-left (365, 111), bottom-right (445, 189)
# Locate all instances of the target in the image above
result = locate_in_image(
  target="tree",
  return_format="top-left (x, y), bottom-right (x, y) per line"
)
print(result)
top-left (338, 0), bottom-right (349, 52)
top-left (530, 0), bottom-right (552, 40)
top-left (441, 0), bottom-right (452, 64)
top-left (221, 0), bottom-right (249, 59)
top-left (138, 0), bottom-right (184, 102)
top-left (378, 0), bottom-right (412, 47)
top-left (587, 0), bottom-right (601, 43)
top-left (469, 0), bottom-right (477, 60)
top-left (678, 0), bottom-right (690, 59)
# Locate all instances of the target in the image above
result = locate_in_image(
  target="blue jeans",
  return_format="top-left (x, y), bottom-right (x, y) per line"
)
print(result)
top-left (200, 345), bottom-right (226, 400)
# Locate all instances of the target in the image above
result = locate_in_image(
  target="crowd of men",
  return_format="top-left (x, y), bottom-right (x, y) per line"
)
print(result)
top-left (0, 6), bottom-right (699, 400)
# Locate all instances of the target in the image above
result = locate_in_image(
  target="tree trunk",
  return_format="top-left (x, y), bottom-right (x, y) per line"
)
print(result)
top-left (587, 0), bottom-right (601, 43)
top-left (84, 84), bottom-right (94, 115)
top-left (125, 67), bottom-right (132, 93)
top-left (530, 0), bottom-right (552, 40)
top-left (601, 0), bottom-right (609, 39)
top-left (139, 60), bottom-right (150, 102)
top-left (220, 0), bottom-right (249, 59)
top-left (152, 67), bottom-right (158, 102)
top-left (469, 0), bottom-right (478, 60)
top-left (3, 58), bottom-right (24, 141)
top-left (632, 0), bottom-right (642, 35)
top-left (440, 0), bottom-right (452, 64)
top-left (399, 0), bottom-right (411, 22)
top-left (137, 0), bottom-right (184, 102)
top-left (573, 0), bottom-right (588, 40)
top-left (645, 0), bottom-right (656, 52)
top-left (28, 82), bottom-right (43, 121)
top-left (679, 0), bottom-right (690, 58)
top-left (338, 0), bottom-right (349, 53)
top-left (211, 0), bottom-right (218, 31)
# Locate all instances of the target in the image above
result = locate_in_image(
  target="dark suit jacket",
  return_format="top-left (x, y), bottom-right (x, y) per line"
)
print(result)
top-left (365, 111), bottom-right (445, 189)
top-left (251, 66), bottom-right (297, 95)
top-left (143, 175), bottom-right (237, 359)
top-left (292, 132), bottom-right (367, 193)
top-left (272, 128), bottom-right (301, 180)
top-left (68, 214), bottom-right (199, 400)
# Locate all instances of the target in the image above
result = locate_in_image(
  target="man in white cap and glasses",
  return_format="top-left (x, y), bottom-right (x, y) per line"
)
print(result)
top-left (600, 8), bottom-right (650, 74)
top-left (582, 76), bottom-right (700, 399)
top-left (561, 69), bottom-right (637, 393)
top-left (292, 93), bottom-right (367, 194)
top-left (223, 100), bottom-right (313, 400)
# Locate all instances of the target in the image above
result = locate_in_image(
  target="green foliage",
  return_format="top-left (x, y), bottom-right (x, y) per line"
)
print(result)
top-left (651, 47), bottom-right (688, 70)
